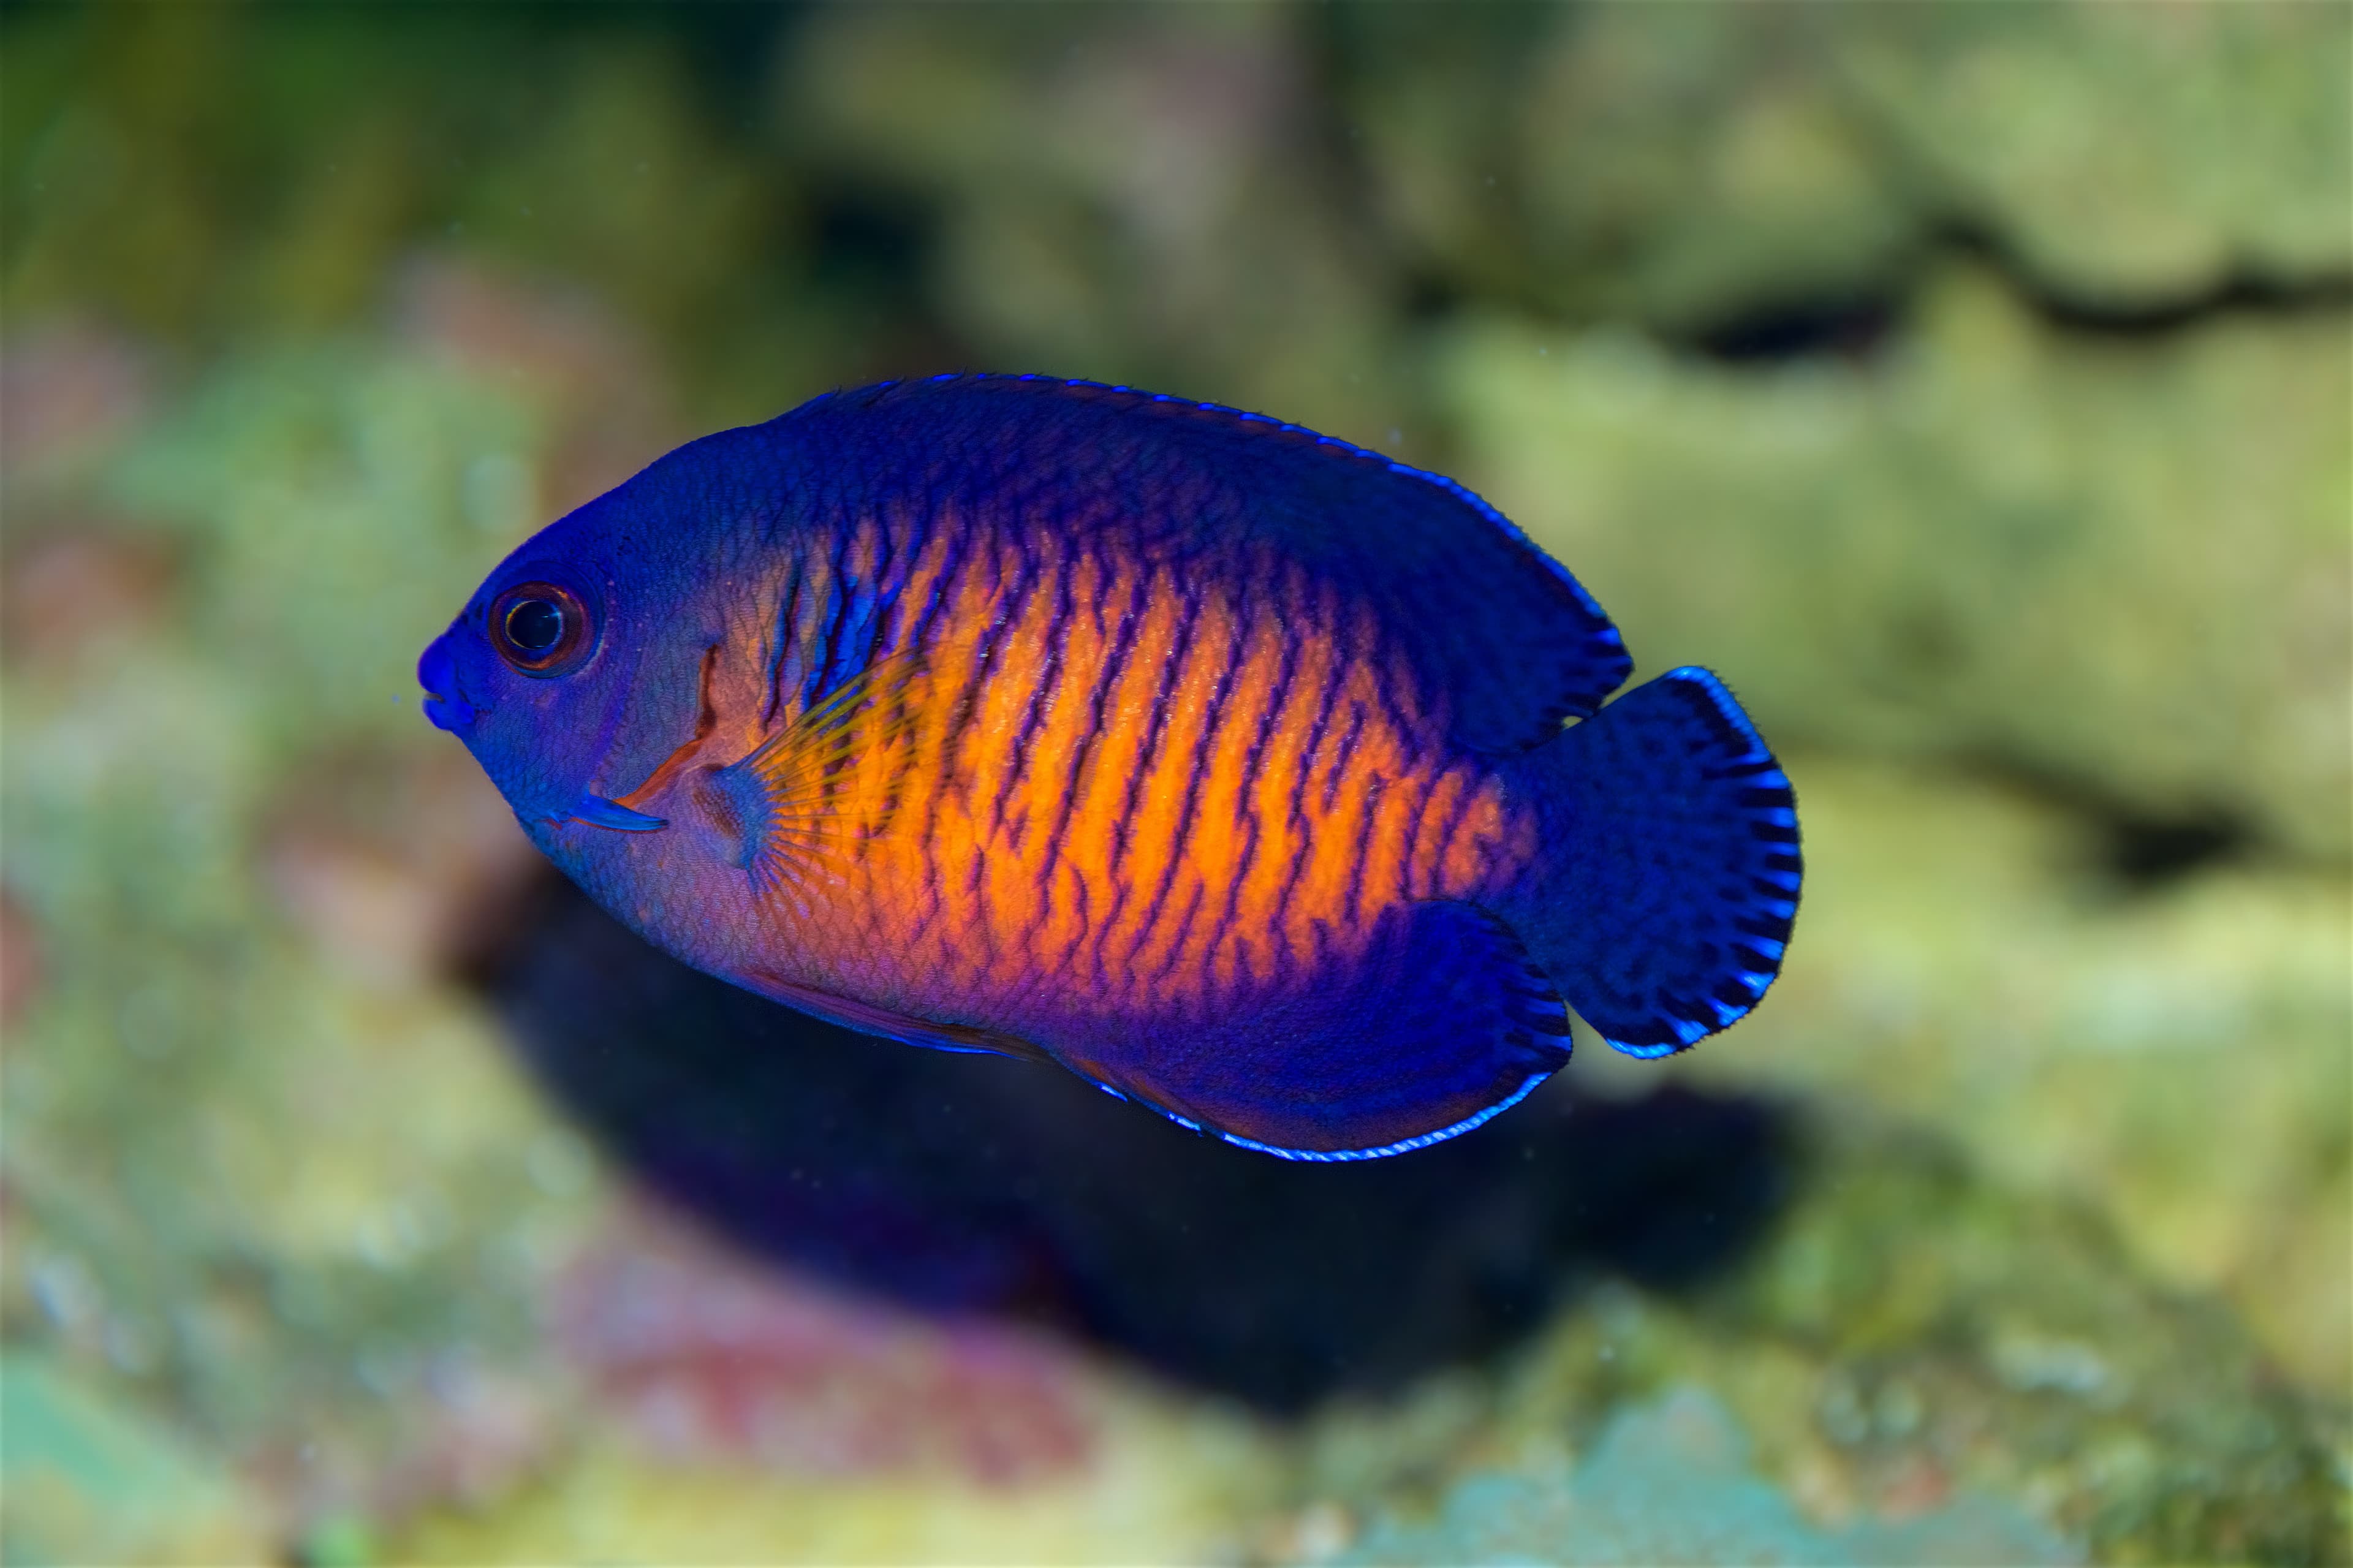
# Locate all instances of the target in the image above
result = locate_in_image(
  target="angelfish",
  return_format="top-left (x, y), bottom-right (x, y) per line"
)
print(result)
top-left (419, 375), bottom-right (1800, 1159)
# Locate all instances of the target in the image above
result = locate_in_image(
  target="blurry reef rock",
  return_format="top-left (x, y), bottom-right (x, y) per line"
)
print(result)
top-left (1346, 3), bottom-right (2351, 327)
top-left (781, 4), bottom-right (1413, 448)
top-left (1656, 754), bottom-right (2353, 1404)
top-left (1339, 1386), bottom-right (2077, 1566)
top-left (2, 2), bottom-right (2347, 1564)
top-left (1445, 268), bottom-right (2352, 862)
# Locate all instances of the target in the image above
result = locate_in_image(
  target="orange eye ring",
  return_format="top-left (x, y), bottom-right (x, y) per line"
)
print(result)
top-left (488, 581), bottom-right (594, 676)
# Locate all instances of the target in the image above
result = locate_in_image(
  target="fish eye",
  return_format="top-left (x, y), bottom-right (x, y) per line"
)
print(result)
top-left (488, 581), bottom-right (594, 676)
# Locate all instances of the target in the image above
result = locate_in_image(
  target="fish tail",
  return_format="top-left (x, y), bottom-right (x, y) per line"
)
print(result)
top-left (1495, 667), bottom-right (1800, 1056)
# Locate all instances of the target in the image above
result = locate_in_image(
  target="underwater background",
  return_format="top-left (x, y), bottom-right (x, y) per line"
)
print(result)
top-left (1, 2), bottom-right (2347, 1562)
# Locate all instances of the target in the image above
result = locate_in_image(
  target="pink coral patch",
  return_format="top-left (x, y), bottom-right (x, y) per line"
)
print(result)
top-left (550, 1210), bottom-right (1096, 1485)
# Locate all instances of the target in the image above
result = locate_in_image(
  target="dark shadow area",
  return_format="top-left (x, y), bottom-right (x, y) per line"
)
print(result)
top-left (1963, 751), bottom-right (2259, 893)
top-left (1683, 295), bottom-right (1902, 366)
top-left (475, 876), bottom-right (1795, 1415)
top-left (2099, 811), bottom-right (2251, 888)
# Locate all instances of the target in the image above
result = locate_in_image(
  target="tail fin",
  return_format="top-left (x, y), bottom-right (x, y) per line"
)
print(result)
top-left (1495, 667), bottom-right (1800, 1056)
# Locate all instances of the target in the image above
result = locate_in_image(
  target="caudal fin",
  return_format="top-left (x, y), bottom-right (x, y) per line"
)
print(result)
top-left (1496, 667), bottom-right (1800, 1056)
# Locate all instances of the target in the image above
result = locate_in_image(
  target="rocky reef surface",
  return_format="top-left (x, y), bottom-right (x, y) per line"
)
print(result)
top-left (3, 4), bottom-right (2345, 1563)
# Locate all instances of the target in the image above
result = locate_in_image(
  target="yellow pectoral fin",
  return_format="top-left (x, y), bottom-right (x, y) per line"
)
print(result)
top-left (711, 646), bottom-right (939, 896)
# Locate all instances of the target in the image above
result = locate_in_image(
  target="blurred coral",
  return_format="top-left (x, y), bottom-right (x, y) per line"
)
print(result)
top-left (394, 257), bottom-right (678, 516)
top-left (1, 528), bottom-right (176, 667)
top-left (0, 319), bottom-right (150, 479)
top-left (551, 1208), bottom-right (1094, 1485)
top-left (0, 884), bottom-right (40, 1028)
top-left (1341, 1386), bottom-right (2077, 1566)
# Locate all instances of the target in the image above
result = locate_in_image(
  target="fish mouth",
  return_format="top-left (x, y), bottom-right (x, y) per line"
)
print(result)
top-left (417, 635), bottom-right (479, 733)
top-left (422, 691), bottom-right (474, 733)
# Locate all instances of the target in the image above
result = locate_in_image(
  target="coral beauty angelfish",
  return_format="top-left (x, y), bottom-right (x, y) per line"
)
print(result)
top-left (418, 375), bottom-right (1801, 1160)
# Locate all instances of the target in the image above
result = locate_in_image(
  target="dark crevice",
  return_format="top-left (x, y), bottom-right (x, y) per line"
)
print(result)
top-left (2097, 811), bottom-right (2255, 888)
top-left (1399, 267), bottom-right (1476, 327)
top-left (792, 183), bottom-right (979, 385)
top-left (1938, 222), bottom-right (2353, 339)
top-left (474, 874), bottom-right (1795, 1415)
top-left (1653, 227), bottom-right (2346, 371)
top-left (803, 187), bottom-right (935, 303)
top-left (2034, 272), bottom-right (2353, 337)
top-left (1679, 294), bottom-right (1903, 366)
top-left (1963, 752), bottom-right (2260, 891)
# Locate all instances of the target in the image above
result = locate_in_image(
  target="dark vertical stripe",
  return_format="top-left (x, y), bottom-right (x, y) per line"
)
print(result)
top-left (803, 532), bottom-right (850, 708)
top-left (1030, 558), bottom-right (1145, 974)
top-left (1203, 611), bottom-right (1295, 990)
top-left (1003, 556), bottom-right (1079, 824)
top-left (1365, 640), bottom-right (1421, 761)
top-left (1426, 772), bottom-right (1477, 898)
top-left (1143, 879), bottom-right (1208, 995)
top-left (762, 553), bottom-right (806, 729)
top-left (1342, 769), bottom-right (1383, 930)
top-left (1008, 553), bottom-right (1101, 962)
top-left (1080, 569), bottom-right (1156, 993)
top-left (1393, 768), bottom-right (1441, 901)
top-left (1270, 651), bottom-right (1344, 941)
top-left (926, 536), bottom-right (1037, 855)
top-left (1132, 614), bottom-right (1241, 988)
top-left (1322, 703), bottom-right (1367, 816)
top-left (975, 540), bottom-right (1051, 845)
top-left (904, 505), bottom-right (968, 648)
top-left (902, 512), bottom-right (977, 885)
top-left (1108, 586), bottom-right (1203, 879)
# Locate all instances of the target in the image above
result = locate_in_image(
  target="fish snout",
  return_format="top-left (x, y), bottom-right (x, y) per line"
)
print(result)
top-left (417, 634), bottom-right (479, 733)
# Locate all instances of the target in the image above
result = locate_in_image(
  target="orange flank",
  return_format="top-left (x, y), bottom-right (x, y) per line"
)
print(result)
top-left (721, 531), bottom-right (1537, 1023)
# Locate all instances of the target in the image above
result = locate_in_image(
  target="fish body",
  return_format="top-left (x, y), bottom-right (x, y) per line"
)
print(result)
top-left (420, 376), bottom-right (1800, 1159)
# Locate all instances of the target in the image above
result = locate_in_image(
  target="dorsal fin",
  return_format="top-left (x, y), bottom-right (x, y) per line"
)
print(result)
top-left (790, 374), bottom-right (1634, 755)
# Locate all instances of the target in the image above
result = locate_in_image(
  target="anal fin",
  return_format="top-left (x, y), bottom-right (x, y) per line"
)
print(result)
top-left (1051, 900), bottom-right (1574, 1160)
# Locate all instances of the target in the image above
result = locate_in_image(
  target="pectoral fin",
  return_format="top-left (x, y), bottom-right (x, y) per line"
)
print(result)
top-left (711, 645), bottom-right (937, 895)
top-left (567, 793), bottom-right (669, 832)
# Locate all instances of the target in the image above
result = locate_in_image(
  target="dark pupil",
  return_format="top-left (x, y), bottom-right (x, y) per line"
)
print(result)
top-left (504, 597), bottom-right (566, 654)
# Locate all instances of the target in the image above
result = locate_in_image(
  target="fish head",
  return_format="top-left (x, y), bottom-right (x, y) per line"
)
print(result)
top-left (419, 430), bottom-right (771, 858)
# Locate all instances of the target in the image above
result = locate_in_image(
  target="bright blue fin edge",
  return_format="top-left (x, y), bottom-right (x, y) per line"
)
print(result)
top-left (1499, 665), bottom-right (1800, 1058)
top-left (1092, 1068), bottom-right (1558, 1162)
